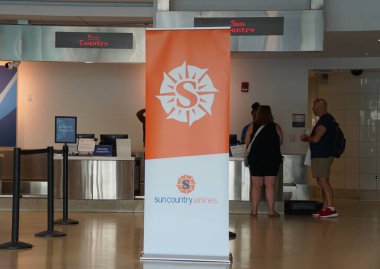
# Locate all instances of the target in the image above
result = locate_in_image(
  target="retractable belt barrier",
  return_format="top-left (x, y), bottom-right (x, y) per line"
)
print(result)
top-left (0, 147), bottom-right (66, 250)
top-left (54, 144), bottom-right (79, 225)
top-left (34, 147), bottom-right (65, 237)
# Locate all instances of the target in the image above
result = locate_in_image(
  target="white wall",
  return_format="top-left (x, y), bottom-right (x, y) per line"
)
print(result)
top-left (17, 62), bottom-right (146, 151)
top-left (15, 57), bottom-right (380, 153)
top-left (230, 56), bottom-right (380, 155)
top-left (230, 57), bottom-right (308, 154)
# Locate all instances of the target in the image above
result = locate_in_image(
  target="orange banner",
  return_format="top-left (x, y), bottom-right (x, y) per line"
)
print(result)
top-left (146, 29), bottom-right (230, 159)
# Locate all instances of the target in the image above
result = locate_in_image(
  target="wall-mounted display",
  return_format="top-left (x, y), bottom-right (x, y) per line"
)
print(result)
top-left (292, 113), bottom-right (306, 127)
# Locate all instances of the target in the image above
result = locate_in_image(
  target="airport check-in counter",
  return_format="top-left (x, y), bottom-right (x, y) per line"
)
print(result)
top-left (0, 149), bottom-right (141, 199)
top-left (1, 149), bottom-right (304, 205)
top-left (0, 149), bottom-right (48, 195)
top-left (228, 155), bottom-right (307, 202)
top-left (53, 155), bottom-right (138, 200)
top-left (229, 157), bottom-right (251, 201)
top-left (282, 154), bottom-right (309, 200)
top-left (229, 157), bottom-right (283, 213)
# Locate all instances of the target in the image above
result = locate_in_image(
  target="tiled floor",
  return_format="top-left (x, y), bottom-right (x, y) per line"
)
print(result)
top-left (0, 199), bottom-right (379, 269)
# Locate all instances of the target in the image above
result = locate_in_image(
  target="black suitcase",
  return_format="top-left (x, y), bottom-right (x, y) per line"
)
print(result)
top-left (285, 200), bottom-right (323, 215)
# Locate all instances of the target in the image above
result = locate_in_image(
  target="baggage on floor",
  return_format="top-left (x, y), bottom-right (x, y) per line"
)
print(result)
top-left (284, 200), bottom-right (322, 215)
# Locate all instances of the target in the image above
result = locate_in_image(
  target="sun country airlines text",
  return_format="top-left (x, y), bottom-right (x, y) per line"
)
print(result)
top-left (154, 196), bottom-right (218, 205)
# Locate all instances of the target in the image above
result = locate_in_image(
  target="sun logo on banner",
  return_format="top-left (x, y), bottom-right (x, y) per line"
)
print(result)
top-left (176, 175), bottom-right (196, 194)
top-left (156, 61), bottom-right (218, 126)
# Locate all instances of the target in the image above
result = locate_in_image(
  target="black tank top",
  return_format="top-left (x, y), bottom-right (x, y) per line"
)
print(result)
top-left (248, 122), bottom-right (282, 164)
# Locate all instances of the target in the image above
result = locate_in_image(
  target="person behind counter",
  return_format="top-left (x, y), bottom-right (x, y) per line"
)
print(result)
top-left (241, 102), bottom-right (260, 144)
top-left (136, 108), bottom-right (146, 147)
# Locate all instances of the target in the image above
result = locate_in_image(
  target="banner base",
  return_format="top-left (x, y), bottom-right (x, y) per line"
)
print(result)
top-left (140, 253), bottom-right (232, 264)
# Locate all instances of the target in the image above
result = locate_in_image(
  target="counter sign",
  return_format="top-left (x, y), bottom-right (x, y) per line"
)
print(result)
top-left (55, 32), bottom-right (133, 49)
top-left (194, 17), bottom-right (284, 36)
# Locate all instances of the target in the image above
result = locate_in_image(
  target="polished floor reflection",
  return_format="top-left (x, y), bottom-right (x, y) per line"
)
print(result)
top-left (0, 199), bottom-right (379, 269)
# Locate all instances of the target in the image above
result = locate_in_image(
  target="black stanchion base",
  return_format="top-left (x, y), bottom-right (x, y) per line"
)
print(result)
top-left (35, 230), bottom-right (66, 237)
top-left (0, 241), bottom-right (33, 250)
top-left (54, 218), bottom-right (79, 225)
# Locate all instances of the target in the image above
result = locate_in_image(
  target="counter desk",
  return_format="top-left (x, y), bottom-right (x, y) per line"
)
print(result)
top-left (54, 155), bottom-right (138, 200)
top-left (229, 157), bottom-right (251, 201)
top-left (54, 155), bottom-right (283, 202)
top-left (229, 157), bottom-right (283, 203)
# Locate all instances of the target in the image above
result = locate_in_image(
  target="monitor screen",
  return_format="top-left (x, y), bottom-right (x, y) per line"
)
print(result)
top-left (55, 116), bottom-right (77, 144)
top-left (100, 134), bottom-right (128, 156)
top-left (229, 134), bottom-right (238, 145)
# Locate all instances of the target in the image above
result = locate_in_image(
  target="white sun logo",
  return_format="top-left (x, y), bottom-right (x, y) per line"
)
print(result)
top-left (156, 61), bottom-right (218, 126)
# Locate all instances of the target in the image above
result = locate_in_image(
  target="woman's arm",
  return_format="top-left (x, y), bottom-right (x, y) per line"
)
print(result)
top-left (275, 123), bottom-right (284, 145)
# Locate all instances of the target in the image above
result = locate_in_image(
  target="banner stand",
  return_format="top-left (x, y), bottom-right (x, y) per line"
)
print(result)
top-left (140, 253), bottom-right (231, 264)
top-left (141, 259), bottom-right (231, 269)
top-left (142, 28), bottom-right (231, 264)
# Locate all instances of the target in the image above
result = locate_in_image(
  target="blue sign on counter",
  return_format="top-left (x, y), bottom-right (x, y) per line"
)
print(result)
top-left (55, 116), bottom-right (77, 144)
top-left (93, 145), bottom-right (113, 156)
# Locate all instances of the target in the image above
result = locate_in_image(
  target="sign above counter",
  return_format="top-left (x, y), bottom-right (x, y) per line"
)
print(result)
top-left (55, 32), bottom-right (133, 49)
top-left (194, 17), bottom-right (284, 36)
top-left (156, 10), bottom-right (324, 52)
top-left (0, 25), bottom-right (145, 63)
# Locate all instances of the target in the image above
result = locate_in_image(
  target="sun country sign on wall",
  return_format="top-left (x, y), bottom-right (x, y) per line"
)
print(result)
top-left (141, 28), bottom-right (231, 263)
top-left (55, 32), bottom-right (133, 49)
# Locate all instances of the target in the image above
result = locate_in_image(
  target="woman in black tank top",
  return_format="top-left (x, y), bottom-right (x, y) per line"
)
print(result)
top-left (245, 105), bottom-right (283, 216)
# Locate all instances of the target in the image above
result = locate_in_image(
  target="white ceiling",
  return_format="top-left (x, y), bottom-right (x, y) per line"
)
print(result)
top-left (0, 1), bottom-right (380, 58)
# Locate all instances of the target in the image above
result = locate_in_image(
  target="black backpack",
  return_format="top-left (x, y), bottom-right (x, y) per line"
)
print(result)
top-left (332, 122), bottom-right (345, 158)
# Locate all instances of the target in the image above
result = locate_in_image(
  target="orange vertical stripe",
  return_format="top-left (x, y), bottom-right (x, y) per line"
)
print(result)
top-left (146, 29), bottom-right (230, 159)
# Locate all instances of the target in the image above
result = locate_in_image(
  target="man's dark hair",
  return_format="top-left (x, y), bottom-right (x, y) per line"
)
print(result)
top-left (251, 102), bottom-right (260, 113)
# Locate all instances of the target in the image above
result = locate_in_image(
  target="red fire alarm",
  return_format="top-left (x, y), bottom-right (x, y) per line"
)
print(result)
top-left (241, 82), bottom-right (249, 92)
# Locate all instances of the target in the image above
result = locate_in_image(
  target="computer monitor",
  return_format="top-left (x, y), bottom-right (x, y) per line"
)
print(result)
top-left (229, 134), bottom-right (238, 145)
top-left (99, 134), bottom-right (128, 156)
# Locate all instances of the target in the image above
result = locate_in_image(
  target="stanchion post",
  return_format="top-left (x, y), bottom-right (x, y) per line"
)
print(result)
top-left (35, 146), bottom-right (66, 237)
top-left (0, 148), bottom-right (33, 249)
top-left (55, 144), bottom-right (78, 225)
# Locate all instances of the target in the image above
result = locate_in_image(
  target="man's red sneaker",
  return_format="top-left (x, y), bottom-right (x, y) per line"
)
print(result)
top-left (319, 207), bottom-right (338, 218)
top-left (312, 209), bottom-right (325, 217)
